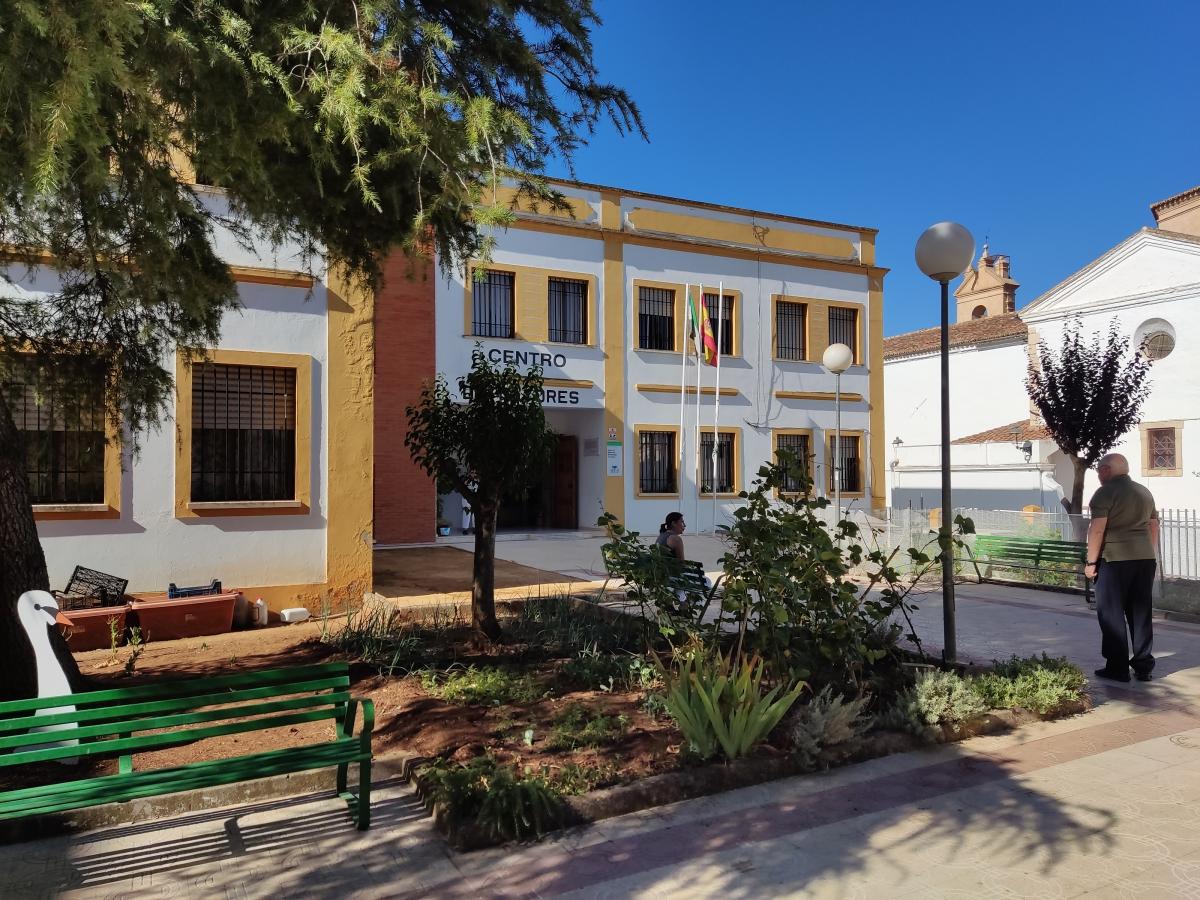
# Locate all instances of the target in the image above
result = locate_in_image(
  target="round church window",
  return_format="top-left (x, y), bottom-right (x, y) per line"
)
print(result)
top-left (1135, 318), bottom-right (1176, 362)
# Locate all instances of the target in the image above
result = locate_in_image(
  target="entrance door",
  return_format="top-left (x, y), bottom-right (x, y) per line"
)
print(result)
top-left (551, 435), bottom-right (578, 529)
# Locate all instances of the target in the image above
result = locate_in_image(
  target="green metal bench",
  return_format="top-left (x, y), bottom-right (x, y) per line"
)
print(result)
top-left (0, 662), bottom-right (374, 829)
top-left (971, 534), bottom-right (1093, 604)
top-left (599, 543), bottom-right (715, 607)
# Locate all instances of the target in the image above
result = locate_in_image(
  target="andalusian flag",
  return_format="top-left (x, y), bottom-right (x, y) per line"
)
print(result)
top-left (688, 287), bottom-right (719, 366)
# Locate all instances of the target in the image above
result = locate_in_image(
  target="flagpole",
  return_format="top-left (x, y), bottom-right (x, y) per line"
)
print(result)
top-left (712, 284), bottom-right (725, 530)
top-left (693, 292), bottom-right (703, 526)
top-left (678, 284), bottom-right (690, 487)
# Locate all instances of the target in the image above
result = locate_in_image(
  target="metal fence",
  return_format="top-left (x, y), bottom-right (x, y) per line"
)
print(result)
top-left (1159, 509), bottom-right (1200, 581)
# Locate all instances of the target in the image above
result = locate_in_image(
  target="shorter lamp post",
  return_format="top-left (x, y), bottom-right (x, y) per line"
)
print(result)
top-left (915, 221), bottom-right (975, 664)
top-left (822, 342), bottom-right (855, 520)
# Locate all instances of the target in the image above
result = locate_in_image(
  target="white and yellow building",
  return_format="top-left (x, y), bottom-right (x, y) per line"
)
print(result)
top-left (376, 180), bottom-right (888, 540)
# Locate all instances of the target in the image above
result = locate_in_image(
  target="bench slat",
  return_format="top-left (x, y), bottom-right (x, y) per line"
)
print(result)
top-left (0, 663), bottom-right (349, 715)
top-left (0, 677), bottom-right (349, 736)
top-left (0, 690), bottom-right (349, 752)
top-left (0, 739), bottom-right (364, 814)
top-left (1, 707), bottom-right (342, 767)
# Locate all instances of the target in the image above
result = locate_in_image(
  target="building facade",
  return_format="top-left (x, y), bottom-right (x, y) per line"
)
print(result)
top-left (375, 181), bottom-right (887, 542)
top-left (18, 189), bottom-right (374, 613)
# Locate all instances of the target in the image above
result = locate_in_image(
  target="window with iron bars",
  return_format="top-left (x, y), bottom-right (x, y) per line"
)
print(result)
top-left (548, 277), bottom-right (588, 344)
top-left (828, 306), bottom-right (859, 358)
top-left (638, 430), bottom-right (676, 494)
top-left (192, 363), bottom-right (297, 502)
top-left (775, 432), bottom-right (811, 493)
top-left (472, 270), bottom-right (515, 338)
top-left (703, 292), bottom-right (735, 356)
top-left (638, 286), bottom-right (675, 351)
top-left (1149, 428), bottom-right (1178, 470)
top-left (827, 434), bottom-right (862, 494)
top-left (700, 431), bottom-right (736, 494)
top-left (3, 379), bottom-right (105, 505)
top-left (775, 300), bottom-right (807, 361)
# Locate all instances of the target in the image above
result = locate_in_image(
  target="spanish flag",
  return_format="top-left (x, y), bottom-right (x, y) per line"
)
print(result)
top-left (688, 287), bottom-right (719, 366)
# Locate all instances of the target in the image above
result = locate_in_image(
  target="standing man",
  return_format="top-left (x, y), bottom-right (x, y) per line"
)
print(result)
top-left (1085, 453), bottom-right (1159, 683)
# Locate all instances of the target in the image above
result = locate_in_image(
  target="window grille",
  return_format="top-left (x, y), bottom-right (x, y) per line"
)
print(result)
top-left (192, 363), bottom-right (297, 502)
top-left (1149, 428), bottom-right (1177, 470)
top-left (4, 379), bottom-right (105, 504)
top-left (638, 430), bottom-right (676, 493)
top-left (548, 277), bottom-right (588, 344)
top-left (828, 434), bottom-right (862, 493)
top-left (775, 433), bottom-right (811, 493)
top-left (828, 306), bottom-right (858, 357)
top-left (700, 431), bottom-right (735, 494)
top-left (472, 270), bottom-right (515, 338)
top-left (638, 287), bottom-right (675, 351)
top-left (775, 301), bottom-right (806, 360)
top-left (703, 292), bottom-right (735, 356)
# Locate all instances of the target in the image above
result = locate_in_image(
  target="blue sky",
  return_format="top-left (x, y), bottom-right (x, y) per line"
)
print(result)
top-left (544, 1), bottom-right (1200, 336)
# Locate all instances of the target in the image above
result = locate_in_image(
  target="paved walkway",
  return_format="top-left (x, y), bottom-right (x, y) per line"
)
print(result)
top-left (7, 580), bottom-right (1200, 898)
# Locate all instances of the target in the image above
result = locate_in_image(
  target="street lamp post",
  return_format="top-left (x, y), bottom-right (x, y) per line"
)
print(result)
top-left (915, 221), bottom-right (975, 664)
top-left (822, 343), bottom-right (854, 521)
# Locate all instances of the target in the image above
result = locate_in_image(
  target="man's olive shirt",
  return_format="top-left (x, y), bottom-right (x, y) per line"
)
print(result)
top-left (1088, 474), bottom-right (1158, 562)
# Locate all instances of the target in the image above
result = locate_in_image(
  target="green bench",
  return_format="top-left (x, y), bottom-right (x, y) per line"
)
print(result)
top-left (971, 535), bottom-right (1093, 604)
top-left (0, 662), bottom-right (374, 829)
top-left (599, 543), bottom-right (715, 606)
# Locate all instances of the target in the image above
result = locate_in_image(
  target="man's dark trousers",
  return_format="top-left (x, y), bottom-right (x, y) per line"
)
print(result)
top-left (1095, 558), bottom-right (1157, 676)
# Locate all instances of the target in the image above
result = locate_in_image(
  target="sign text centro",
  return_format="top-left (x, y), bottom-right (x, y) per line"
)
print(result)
top-left (487, 348), bottom-right (568, 369)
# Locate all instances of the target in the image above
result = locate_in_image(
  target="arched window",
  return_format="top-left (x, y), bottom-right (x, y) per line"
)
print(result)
top-left (1135, 318), bottom-right (1175, 362)
top-left (972, 305), bottom-right (988, 319)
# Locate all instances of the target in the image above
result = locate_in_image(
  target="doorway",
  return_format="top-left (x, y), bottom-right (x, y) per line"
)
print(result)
top-left (496, 434), bottom-right (578, 530)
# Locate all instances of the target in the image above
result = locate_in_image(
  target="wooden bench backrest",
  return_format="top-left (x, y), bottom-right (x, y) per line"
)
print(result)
top-left (0, 662), bottom-right (350, 768)
top-left (974, 535), bottom-right (1087, 565)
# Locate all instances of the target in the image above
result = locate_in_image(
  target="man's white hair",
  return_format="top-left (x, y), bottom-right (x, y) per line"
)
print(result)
top-left (1097, 453), bottom-right (1130, 475)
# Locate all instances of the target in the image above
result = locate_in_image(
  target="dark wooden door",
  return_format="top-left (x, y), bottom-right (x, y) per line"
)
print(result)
top-left (552, 436), bottom-right (578, 529)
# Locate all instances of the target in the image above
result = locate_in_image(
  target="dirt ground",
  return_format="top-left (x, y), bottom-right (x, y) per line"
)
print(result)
top-left (373, 546), bottom-right (570, 597)
top-left (5, 613), bottom-right (679, 793)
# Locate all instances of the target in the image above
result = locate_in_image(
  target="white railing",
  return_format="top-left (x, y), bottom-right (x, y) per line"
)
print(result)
top-left (1159, 509), bottom-right (1200, 581)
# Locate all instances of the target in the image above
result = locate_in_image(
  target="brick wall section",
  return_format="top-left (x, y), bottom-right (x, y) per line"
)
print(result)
top-left (373, 251), bottom-right (436, 544)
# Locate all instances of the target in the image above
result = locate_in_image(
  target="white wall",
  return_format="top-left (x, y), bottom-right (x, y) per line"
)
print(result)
top-left (29, 275), bottom-right (330, 594)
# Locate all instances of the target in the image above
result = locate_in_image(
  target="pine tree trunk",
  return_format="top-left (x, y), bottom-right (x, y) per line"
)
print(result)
top-left (471, 499), bottom-right (502, 641)
top-left (0, 390), bottom-right (85, 701)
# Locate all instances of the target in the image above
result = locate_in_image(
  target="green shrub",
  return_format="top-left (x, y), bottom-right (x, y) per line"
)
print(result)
top-left (323, 602), bottom-right (426, 674)
top-left (657, 647), bottom-right (805, 761)
top-left (544, 762), bottom-right (620, 795)
top-left (908, 670), bottom-right (987, 728)
top-left (420, 666), bottom-right (544, 705)
top-left (972, 654), bottom-right (1087, 714)
top-left (786, 685), bottom-right (872, 765)
top-left (422, 755), bottom-right (563, 842)
top-left (510, 595), bottom-right (645, 654)
top-left (546, 703), bottom-right (629, 750)
top-left (559, 646), bottom-right (627, 690)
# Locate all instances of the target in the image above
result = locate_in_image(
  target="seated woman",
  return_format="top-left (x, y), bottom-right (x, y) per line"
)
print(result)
top-left (655, 511), bottom-right (687, 560)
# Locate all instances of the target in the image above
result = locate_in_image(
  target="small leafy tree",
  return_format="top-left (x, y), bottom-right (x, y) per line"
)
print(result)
top-left (405, 349), bottom-right (554, 639)
top-left (1026, 318), bottom-right (1151, 514)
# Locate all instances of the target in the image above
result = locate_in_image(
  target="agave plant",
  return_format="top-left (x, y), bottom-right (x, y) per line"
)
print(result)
top-left (657, 647), bottom-right (805, 760)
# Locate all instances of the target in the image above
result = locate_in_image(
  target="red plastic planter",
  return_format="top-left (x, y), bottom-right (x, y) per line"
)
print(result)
top-left (129, 592), bottom-right (239, 642)
top-left (59, 606), bottom-right (129, 652)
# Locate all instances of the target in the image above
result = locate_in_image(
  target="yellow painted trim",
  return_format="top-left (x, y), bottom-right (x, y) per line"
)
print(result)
top-left (775, 390), bottom-right (864, 402)
top-left (860, 233), bottom-right (876, 267)
top-left (771, 295), bottom-right (812, 362)
top-left (634, 424), bottom-right (682, 499)
top-left (501, 218), bottom-right (890, 278)
top-left (826, 429), bottom-right (866, 498)
top-left (465, 263), bottom-right (598, 347)
top-left (543, 378), bottom-right (594, 389)
top-left (174, 348), bottom-right (313, 519)
top-left (627, 208), bottom-right (857, 261)
top-left (229, 265), bottom-right (315, 289)
top-left (601, 195), bottom-right (626, 522)
top-left (494, 186), bottom-right (596, 223)
top-left (631, 279), bottom-right (685, 353)
top-left (638, 383), bottom-right (738, 397)
top-left (867, 273), bottom-right (886, 509)
top-left (325, 263), bottom-right (375, 607)
top-left (699, 286), bottom-right (742, 357)
top-left (771, 428), bottom-right (816, 497)
top-left (697, 425), bottom-right (743, 498)
top-left (1140, 420), bottom-right (1184, 477)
